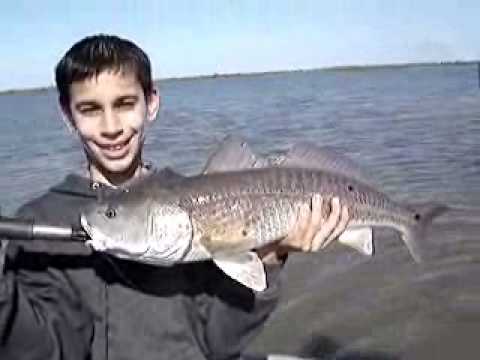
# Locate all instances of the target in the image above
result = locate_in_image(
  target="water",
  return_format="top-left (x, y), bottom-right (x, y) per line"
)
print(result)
top-left (1, 64), bottom-right (479, 215)
top-left (1, 64), bottom-right (480, 358)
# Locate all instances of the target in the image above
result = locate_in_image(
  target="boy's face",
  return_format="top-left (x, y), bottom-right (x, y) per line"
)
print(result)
top-left (63, 70), bottom-right (159, 183)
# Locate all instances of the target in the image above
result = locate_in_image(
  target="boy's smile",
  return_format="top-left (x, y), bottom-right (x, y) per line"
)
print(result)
top-left (64, 70), bottom-right (159, 185)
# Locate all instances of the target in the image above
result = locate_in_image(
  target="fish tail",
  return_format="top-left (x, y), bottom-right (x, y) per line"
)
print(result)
top-left (403, 202), bottom-right (449, 262)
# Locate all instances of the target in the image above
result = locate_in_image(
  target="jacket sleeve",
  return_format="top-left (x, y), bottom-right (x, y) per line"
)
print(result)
top-left (0, 207), bottom-right (94, 360)
top-left (200, 262), bottom-right (284, 360)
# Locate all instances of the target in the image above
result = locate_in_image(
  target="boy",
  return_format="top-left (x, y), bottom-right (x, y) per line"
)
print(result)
top-left (0, 34), bottom-right (349, 359)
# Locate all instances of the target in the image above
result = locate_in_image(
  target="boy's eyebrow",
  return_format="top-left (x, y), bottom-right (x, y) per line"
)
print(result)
top-left (114, 95), bottom-right (139, 103)
top-left (74, 95), bottom-right (139, 109)
top-left (75, 100), bottom-right (101, 109)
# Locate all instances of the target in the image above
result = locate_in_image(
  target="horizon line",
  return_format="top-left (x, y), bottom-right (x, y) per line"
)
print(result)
top-left (0, 59), bottom-right (477, 95)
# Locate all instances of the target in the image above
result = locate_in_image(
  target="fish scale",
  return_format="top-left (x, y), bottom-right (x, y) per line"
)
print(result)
top-left (188, 195), bottom-right (302, 250)
top-left (165, 168), bottom-right (417, 242)
top-left (165, 167), bottom-right (415, 250)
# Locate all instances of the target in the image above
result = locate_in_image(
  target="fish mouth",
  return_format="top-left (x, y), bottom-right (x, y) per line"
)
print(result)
top-left (80, 214), bottom-right (110, 251)
top-left (80, 214), bottom-right (149, 258)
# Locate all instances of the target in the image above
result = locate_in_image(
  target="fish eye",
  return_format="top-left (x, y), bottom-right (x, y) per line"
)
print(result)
top-left (105, 207), bottom-right (117, 219)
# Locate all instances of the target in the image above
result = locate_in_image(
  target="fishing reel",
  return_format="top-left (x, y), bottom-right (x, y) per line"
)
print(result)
top-left (0, 207), bottom-right (88, 242)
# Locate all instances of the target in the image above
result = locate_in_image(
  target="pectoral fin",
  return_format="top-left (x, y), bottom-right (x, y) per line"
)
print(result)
top-left (213, 251), bottom-right (267, 292)
top-left (338, 227), bottom-right (374, 256)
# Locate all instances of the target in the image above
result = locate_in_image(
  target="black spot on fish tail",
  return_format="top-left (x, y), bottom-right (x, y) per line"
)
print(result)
top-left (347, 185), bottom-right (354, 192)
top-left (414, 202), bottom-right (449, 223)
top-left (403, 202), bottom-right (450, 263)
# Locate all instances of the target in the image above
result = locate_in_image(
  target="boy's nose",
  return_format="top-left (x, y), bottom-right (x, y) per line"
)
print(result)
top-left (101, 110), bottom-right (123, 138)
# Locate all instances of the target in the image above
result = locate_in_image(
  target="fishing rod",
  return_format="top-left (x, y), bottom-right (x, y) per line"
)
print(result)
top-left (0, 214), bottom-right (89, 242)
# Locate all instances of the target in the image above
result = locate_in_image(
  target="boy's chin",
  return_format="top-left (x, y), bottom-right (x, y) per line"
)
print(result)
top-left (100, 158), bottom-right (139, 176)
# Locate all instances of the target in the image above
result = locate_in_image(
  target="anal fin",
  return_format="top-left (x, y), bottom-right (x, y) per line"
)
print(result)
top-left (338, 227), bottom-right (374, 256)
top-left (213, 251), bottom-right (267, 292)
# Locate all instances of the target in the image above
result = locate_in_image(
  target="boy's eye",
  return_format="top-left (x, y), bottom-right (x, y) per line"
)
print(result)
top-left (117, 101), bottom-right (136, 110)
top-left (78, 105), bottom-right (101, 115)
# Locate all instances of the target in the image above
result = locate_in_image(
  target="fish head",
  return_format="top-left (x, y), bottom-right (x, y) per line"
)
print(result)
top-left (80, 190), bottom-right (193, 264)
top-left (80, 192), bottom-right (152, 256)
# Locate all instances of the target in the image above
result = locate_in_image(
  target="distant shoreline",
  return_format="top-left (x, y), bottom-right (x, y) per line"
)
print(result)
top-left (0, 60), bottom-right (477, 96)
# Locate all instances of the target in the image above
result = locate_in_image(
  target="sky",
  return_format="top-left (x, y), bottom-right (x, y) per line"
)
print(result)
top-left (0, 0), bottom-right (479, 91)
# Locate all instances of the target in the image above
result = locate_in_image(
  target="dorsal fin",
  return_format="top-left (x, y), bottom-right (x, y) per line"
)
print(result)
top-left (203, 136), bottom-right (371, 184)
top-left (272, 142), bottom-right (372, 184)
top-left (202, 135), bottom-right (258, 174)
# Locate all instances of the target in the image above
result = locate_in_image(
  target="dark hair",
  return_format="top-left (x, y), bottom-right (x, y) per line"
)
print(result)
top-left (55, 34), bottom-right (154, 109)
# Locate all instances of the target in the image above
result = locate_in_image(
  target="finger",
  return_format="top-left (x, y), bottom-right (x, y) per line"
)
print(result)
top-left (319, 197), bottom-right (343, 249)
top-left (322, 204), bottom-right (350, 249)
top-left (284, 202), bottom-right (311, 250)
top-left (301, 194), bottom-right (324, 252)
top-left (299, 202), bottom-right (314, 251)
top-left (311, 197), bottom-right (341, 251)
top-left (311, 193), bottom-right (325, 227)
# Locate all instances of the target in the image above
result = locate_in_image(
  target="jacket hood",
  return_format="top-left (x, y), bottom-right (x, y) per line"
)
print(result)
top-left (49, 174), bottom-right (107, 199)
top-left (48, 167), bottom-right (179, 199)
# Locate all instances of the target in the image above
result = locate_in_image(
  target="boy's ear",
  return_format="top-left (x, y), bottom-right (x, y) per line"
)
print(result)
top-left (146, 88), bottom-right (161, 123)
top-left (58, 99), bottom-right (77, 134)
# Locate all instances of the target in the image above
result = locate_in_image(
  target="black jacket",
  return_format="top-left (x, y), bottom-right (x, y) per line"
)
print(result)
top-left (0, 170), bottom-right (283, 360)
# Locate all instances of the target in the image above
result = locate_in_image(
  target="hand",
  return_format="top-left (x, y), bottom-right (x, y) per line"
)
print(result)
top-left (258, 195), bottom-right (350, 264)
